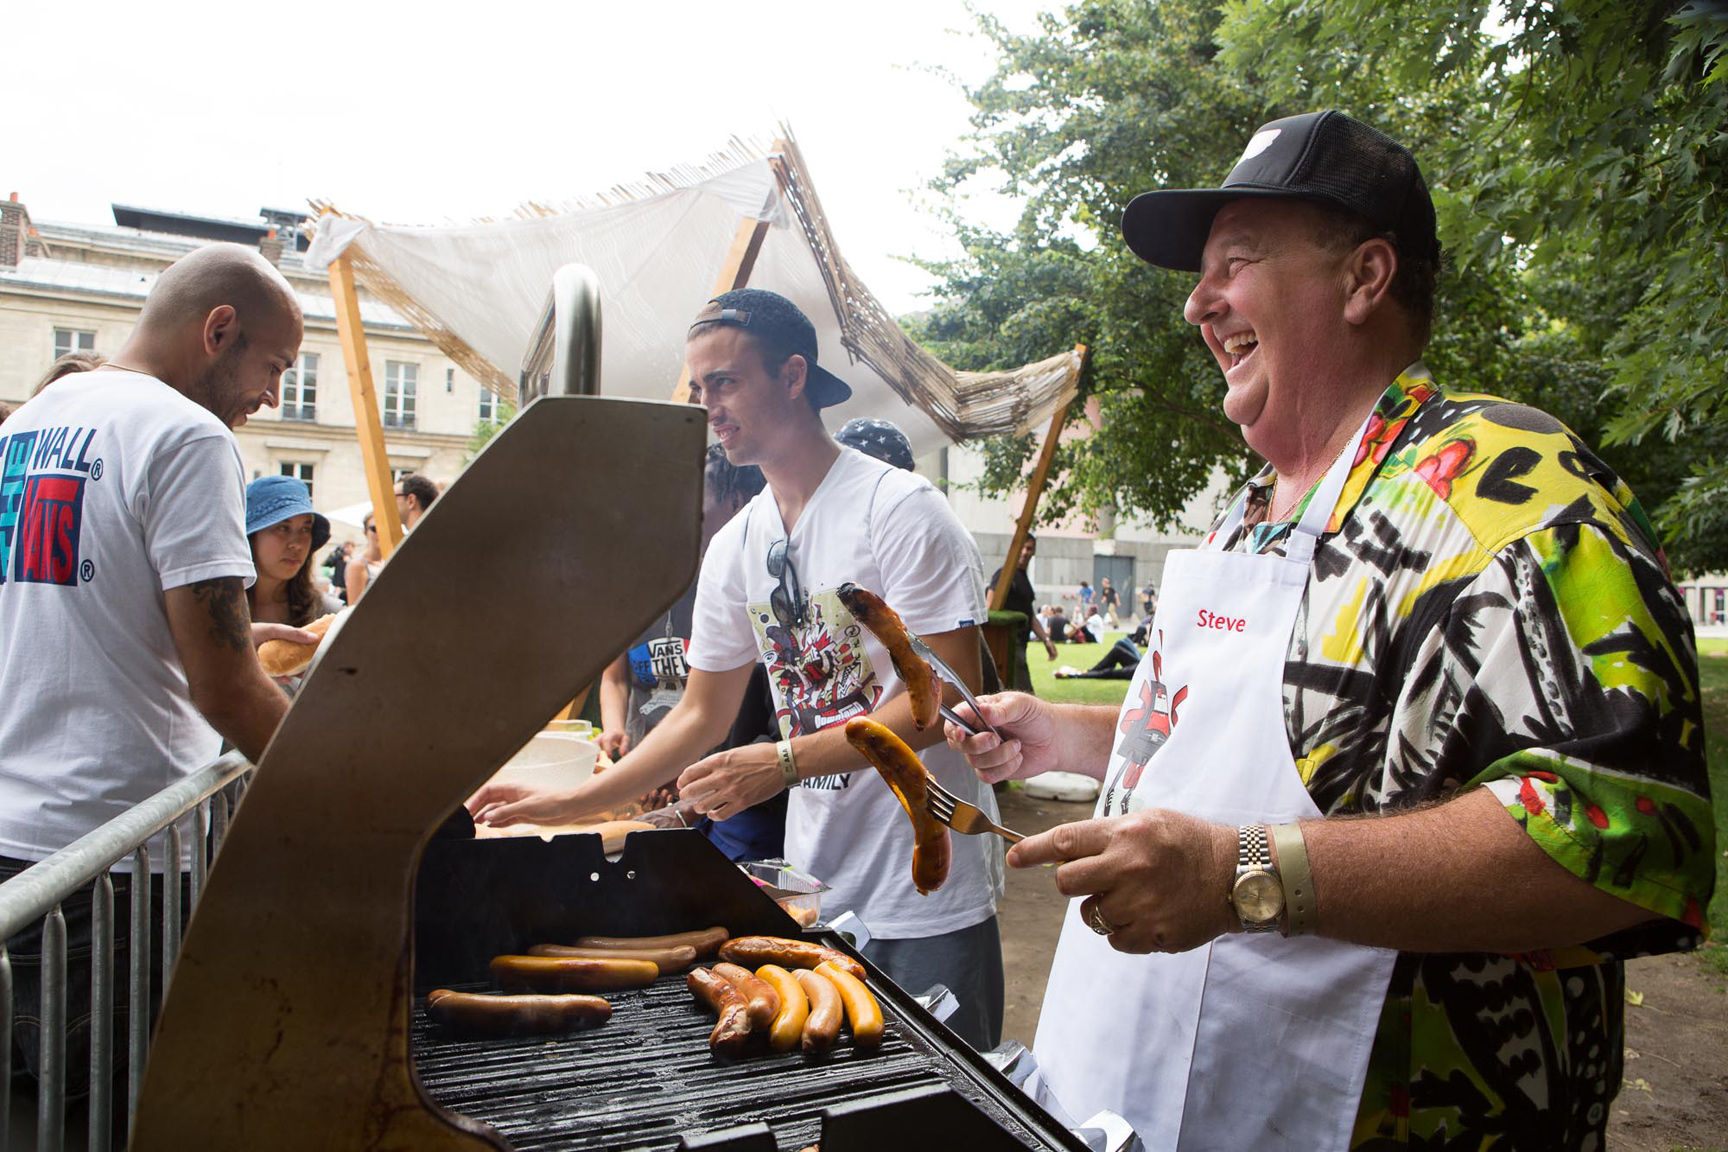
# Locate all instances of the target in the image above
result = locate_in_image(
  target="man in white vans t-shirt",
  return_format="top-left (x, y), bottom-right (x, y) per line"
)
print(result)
top-left (472, 289), bottom-right (1006, 1048)
top-left (0, 242), bottom-right (310, 1090)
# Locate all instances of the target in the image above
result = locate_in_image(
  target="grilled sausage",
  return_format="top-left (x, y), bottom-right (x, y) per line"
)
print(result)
top-left (687, 967), bottom-right (754, 1055)
top-left (754, 964), bottom-right (809, 1053)
top-left (572, 927), bottom-right (728, 960)
top-left (794, 968), bottom-right (844, 1055)
top-left (717, 936), bottom-right (867, 982)
top-left (526, 943), bottom-right (698, 972)
top-left (814, 961), bottom-right (884, 1048)
top-left (713, 962), bottom-right (781, 1029)
top-left (424, 989), bottom-right (611, 1037)
top-left (844, 717), bottom-right (952, 895)
top-left (489, 954), bottom-right (659, 993)
top-left (835, 584), bottom-right (941, 730)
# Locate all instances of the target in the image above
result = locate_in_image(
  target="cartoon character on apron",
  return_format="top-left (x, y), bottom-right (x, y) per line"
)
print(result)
top-left (1027, 416), bottom-right (1397, 1151)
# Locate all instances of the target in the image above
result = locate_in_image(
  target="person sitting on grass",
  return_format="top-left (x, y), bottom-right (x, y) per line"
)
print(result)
top-left (1056, 636), bottom-right (1142, 680)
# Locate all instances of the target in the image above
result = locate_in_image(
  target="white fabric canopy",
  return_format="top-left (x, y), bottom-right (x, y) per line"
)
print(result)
top-left (305, 136), bottom-right (1079, 461)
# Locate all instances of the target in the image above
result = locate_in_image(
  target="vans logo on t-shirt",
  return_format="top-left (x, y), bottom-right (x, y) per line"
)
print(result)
top-left (0, 428), bottom-right (98, 587)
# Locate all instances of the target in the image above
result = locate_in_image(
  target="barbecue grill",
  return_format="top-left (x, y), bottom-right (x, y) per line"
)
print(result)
top-left (412, 828), bottom-right (1089, 1152)
top-left (124, 268), bottom-right (1092, 1151)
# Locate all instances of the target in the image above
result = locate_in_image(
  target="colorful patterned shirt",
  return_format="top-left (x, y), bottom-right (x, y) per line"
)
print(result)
top-left (1211, 367), bottom-right (1714, 1149)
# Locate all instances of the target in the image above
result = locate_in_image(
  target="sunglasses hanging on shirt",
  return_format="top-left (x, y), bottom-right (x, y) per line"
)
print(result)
top-left (766, 538), bottom-right (809, 629)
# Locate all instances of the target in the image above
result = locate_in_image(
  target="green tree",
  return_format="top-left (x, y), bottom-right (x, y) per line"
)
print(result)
top-left (926, 0), bottom-right (1728, 570)
top-left (465, 400), bottom-right (516, 464)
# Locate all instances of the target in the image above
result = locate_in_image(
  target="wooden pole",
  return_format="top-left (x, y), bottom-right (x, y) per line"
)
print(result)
top-left (668, 215), bottom-right (772, 403)
top-left (328, 250), bottom-right (405, 556)
top-left (990, 344), bottom-right (1088, 612)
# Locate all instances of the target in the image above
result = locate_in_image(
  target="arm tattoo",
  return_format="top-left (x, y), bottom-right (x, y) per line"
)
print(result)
top-left (187, 577), bottom-right (252, 654)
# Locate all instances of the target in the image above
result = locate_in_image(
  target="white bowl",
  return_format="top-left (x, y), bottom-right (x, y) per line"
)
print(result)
top-left (492, 731), bottom-right (599, 788)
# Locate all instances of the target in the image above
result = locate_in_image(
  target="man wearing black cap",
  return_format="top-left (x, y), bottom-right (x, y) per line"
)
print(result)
top-left (947, 112), bottom-right (1711, 1146)
top-left (473, 288), bottom-right (1007, 1049)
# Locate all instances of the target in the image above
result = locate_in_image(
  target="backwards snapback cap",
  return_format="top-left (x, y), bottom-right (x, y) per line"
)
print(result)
top-left (688, 288), bottom-right (853, 409)
top-left (1121, 110), bottom-right (1439, 272)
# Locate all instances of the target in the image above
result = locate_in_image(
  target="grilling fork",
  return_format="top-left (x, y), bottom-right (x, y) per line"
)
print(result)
top-left (924, 778), bottom-right (1025, 843)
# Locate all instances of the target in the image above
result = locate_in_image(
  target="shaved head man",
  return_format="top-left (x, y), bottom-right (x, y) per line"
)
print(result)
top-left (117, 242), bottom-right (303, 428)
top-left (0, 242), bottom-right (314, 1097)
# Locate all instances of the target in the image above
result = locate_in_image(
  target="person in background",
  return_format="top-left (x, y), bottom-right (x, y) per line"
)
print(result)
top-left (245, 476), bottom-right (341, 628)
top-left (1139, 583), bottom-right (1156, 624)
top-left (1043, 604), bottom-right (1070, 644)
top-left (1069, 605), bottom-right (1101, 644)
top-left (395, 472), bottom-right (438, 530)
top-left (344, 512), bottom-right (385, 603)
top-left (322, 540), bottom-right (353, 604)
top-left (0, 243), bottom-right (312, 1100)
top-left (1096, 576), bottom-right (1120, 628)
top-left (0, 402), bottom-right (11, 426)
top-left (987, 535), bottom-right (1060, 692)
top-left (31, 351), bottom-right (107, 399)
top-left (1055, 635), bottom-right (1141, 680)
top-left (596, 445), bottom-right (782, 860)
top-left (1075, 579), bottom-right (1093, 613)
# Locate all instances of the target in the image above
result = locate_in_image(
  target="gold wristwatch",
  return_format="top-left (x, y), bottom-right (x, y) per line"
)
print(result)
top-left (1230, 824), bottom-right (1284, 932)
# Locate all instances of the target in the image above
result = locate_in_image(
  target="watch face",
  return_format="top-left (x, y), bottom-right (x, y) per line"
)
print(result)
top-left (1233, 870), bottom-right (1284, 924)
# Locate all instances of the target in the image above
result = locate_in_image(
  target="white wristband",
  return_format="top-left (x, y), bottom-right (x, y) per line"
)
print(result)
top-left (775, 739), bottom-right (799, 790)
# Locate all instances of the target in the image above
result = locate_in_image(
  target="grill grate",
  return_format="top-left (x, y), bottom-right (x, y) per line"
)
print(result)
top-left (411, 830), bottom-right (1084, 1151)
top-left (414, 976), bottom-right (1036, 1151)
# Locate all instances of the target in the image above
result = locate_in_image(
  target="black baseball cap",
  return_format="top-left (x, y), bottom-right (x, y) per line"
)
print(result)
top-left (1121, 110), bottom-right (1439, 273)
top-left (688, 288), bottom-right (853, 409)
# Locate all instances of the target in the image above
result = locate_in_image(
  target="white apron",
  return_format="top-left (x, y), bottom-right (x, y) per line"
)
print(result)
top-left (1029, 418), bottom-right (1396, 1151)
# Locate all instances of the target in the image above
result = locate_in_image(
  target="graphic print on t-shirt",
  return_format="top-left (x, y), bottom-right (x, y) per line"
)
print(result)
top-left (749, 587), bottom-right (883, 789)
top-left (0, 425), bottom-right (100, 587)
top-left (1101, 634), bottom-right (1189, 816)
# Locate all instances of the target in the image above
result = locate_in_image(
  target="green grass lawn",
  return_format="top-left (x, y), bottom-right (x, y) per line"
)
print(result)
top-left (1699, 636), bottom-right (1727, 656)
top-left (1029, 634), bottom-right (1728, 938)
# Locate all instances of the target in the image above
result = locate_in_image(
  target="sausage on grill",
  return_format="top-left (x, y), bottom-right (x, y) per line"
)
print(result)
top-left (713, 962), bottom-right (781, 1029)
top-left (815, 960), bottom-right (884, 1048)
top-left (425, 988), bottom-right (611, 1037)
top-left (687, 967), bottom-right (755, 1055)
top-left (489, 954), bottom-right (659, 993)
top-left (717, 936), bottom-right (866, 982)
top-left (573, 927), bottom-right (728, 960)
top-left (526, 943), bottom-right (697, 972)
top-left (794, 968), bottom-right (844, 1055)
top-left (754, 964), bottom-right (809, 1053)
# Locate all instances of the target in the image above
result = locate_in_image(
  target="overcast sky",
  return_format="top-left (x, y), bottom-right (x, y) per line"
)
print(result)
top-left (8, 0), bottom-right (1052, 314)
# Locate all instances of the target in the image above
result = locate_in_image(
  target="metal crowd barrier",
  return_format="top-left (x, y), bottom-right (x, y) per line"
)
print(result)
top-left (0, 752), bottom-right (254, 1152)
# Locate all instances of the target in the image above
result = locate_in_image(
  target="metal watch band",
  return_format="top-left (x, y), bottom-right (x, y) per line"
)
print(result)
top-left (775, 739), bottom-right (799, 789)
top-left (1238, 824), bottom-right (1271, 871)
top-left (1268, 822), bottom-right (1316, 937)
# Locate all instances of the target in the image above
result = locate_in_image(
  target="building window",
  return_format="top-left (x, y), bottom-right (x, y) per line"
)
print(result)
top-left (279, 461), bottom-right (315, 500)
top-left (282, 352), bottom-right (318, 421)
top-left (53, 328), bottom-right (96, 359)
top-left (479, 386), bottom-right (506, 425)
top-left (383, 361), bottom-right (417, 429)
top-left (390, 466), bottom-right (415, 483)
top-left (446, 367), bottom-right (455, 394)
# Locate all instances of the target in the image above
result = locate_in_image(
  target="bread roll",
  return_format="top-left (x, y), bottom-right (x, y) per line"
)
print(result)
top-left (258, 614), bottom-right (336, 677)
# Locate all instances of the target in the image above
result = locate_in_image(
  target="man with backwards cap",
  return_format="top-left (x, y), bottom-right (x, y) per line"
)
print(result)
top-left (948, 112), bottom-right (1712, 1146)
top-left (473, 288), bottom-right (1007, 1049)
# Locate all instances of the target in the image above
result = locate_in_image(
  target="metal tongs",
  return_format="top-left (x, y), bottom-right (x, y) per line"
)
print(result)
top-left (907, 632), bottom-right (1003, 741)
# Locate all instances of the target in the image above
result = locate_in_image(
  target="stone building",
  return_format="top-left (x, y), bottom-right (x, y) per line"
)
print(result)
top-left (0, 194), bottom-right (507, 553)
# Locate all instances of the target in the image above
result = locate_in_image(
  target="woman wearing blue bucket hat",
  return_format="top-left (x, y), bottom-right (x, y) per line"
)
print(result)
top-left (243, 476), bottom-right (340, 631)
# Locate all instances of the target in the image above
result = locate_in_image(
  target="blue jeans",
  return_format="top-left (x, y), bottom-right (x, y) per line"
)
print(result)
top-left (862, 915), bottom-right (1004, 1051)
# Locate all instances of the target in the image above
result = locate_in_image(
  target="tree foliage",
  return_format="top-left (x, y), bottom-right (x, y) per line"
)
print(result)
top-left (920, 0), bottom-right (1728, 571)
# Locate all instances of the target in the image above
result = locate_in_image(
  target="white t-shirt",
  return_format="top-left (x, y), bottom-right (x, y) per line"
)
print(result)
top-left (690, 447), bottom-right (1003, 938)
top-left (0, 370), bottom-right (254, 866)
